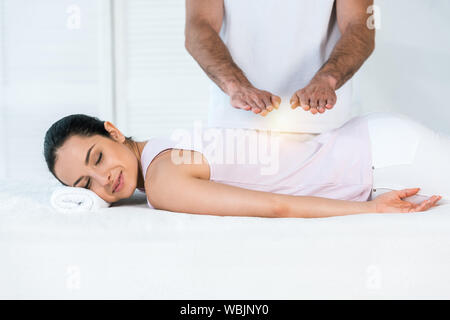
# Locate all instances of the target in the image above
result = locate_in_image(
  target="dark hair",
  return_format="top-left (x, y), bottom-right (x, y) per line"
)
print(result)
top-left (43, 114), bottom-right (132, 185)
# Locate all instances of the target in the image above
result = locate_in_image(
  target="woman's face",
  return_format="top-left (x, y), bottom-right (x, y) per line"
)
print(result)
top-left (53, 121), bottom-right (139, 203)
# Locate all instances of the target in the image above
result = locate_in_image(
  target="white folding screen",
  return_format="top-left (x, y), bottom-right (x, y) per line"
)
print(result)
top-left (113, 0), bottom-right (210, 139)
top-left (0, 0), bottom-right (114, 180)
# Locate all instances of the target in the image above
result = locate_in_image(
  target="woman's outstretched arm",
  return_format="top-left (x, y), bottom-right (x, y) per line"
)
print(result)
top-left (145, 150), bottom-right (441, 218)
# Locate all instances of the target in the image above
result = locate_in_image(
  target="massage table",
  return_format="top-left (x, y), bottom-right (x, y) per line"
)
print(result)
top-left (1, 176), bottom-right (450, 299)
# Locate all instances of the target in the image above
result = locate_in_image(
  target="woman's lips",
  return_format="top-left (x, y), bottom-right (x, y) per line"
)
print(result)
top-left (113, 171), bottom-right (124, 193)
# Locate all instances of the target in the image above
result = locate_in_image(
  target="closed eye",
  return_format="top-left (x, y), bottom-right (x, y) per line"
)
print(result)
top-left (95, 152), bottom-right (103, 165)
top-left (84, 153), bottom-right (102, 189)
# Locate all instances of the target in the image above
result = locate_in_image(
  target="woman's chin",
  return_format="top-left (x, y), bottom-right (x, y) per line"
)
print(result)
top-left (119, 183), bottom-right (136, 199)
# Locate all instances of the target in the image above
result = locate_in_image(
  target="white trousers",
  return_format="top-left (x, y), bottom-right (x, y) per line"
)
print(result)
top-left (364, 112), bottom-right (450, 204)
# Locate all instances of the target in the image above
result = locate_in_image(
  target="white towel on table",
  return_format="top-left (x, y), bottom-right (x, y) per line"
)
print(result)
top-left (50, 186), bottom-right (111, 213)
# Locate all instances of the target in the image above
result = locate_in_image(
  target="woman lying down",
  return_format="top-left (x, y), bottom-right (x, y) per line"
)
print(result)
top-left (43, 112), bottom-right (449, 218)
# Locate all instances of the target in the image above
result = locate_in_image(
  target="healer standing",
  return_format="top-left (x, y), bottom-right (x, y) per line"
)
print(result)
top-left (185, 0), bottom-right (376, 135)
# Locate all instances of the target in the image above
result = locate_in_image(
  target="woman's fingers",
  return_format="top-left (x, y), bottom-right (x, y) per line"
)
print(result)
top-left (410, 195), bottom-right (442, 212)
top-left (398, 187), bottom-right (420, 199)
top-left (432, 197), bottom-right (442, 207)
top-left (396, 187), bottom-right (443, 212)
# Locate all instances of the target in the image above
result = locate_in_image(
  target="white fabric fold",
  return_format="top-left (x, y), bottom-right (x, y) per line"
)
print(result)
top-left (50, 186), bottom-right (111, 213)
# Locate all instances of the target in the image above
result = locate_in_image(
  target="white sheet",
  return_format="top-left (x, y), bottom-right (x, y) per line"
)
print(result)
top-left (1, 177), bottom-right (450, 299)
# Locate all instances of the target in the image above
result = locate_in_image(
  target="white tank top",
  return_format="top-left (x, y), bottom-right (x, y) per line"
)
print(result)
top-left (208, 0), bottom-right (353, 133)
top-left (139, 115), bottom-right (373, 209)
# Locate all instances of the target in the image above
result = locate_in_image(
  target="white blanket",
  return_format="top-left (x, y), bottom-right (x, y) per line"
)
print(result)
top-left (1, 177), bottom-right (450, 299)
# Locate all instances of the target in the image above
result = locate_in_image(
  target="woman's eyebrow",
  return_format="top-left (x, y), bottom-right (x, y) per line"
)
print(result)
top-left (72, 143), bottom-right (96, 187)
top-left (85, 143), bottom-right (96, 165)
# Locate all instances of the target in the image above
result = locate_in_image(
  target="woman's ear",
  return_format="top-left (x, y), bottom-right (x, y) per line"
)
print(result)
top-left (104, 121), bottom-right (126, 143)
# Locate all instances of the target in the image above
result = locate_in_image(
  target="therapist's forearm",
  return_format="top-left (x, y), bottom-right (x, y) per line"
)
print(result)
top-left (314, 23), bottom-right (375, 90)
top-left (185, 21), bottom-right (251, 95)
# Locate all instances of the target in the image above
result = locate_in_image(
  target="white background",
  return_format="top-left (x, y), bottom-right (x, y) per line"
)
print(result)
top-left (0, 0), bottom-right (449, 180)
top-left (0, 0), bottom-right (114, 180)
top-left (354, 0), bottom-right (450, 132)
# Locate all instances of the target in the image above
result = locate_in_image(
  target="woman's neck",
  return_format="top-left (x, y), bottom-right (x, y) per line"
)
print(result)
top-left (126, 139), bottom-right (148, 190)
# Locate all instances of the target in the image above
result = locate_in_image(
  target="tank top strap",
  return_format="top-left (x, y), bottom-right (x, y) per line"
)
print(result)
top-left (139, 132), bottom-right (206, 208)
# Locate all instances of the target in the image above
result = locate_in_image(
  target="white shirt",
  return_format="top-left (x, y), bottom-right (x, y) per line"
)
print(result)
top-left (208, 0), bottom-right (353, 133)
top-left (140, 115), bottom-right (373, 209)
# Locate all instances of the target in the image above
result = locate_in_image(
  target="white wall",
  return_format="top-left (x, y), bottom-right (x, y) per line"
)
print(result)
top-left (353, 0), bottom-right (450, 134)
top-left (117, 0), bottom-right (450, 138)
top-left (0, 0), bottom-right (449, 180)
top-left (113, 0), bottom-right (210, 139)
top-left (0, 0), bottom-right (113, 180)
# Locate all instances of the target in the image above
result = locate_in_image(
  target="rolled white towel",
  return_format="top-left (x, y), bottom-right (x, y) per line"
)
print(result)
top-left (50, 186), bottom-right (111, 213)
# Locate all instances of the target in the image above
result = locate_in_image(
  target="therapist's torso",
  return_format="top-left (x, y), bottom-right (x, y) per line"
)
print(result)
top-left (208, 0), bottom-right (353, 133)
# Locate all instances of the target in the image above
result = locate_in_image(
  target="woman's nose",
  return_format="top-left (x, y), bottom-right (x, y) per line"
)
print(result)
top-left (90, 170), bottom-right (112, 187)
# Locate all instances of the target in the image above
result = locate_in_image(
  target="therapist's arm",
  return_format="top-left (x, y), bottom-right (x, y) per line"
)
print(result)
top-left (145, 150), bottom-right (440, 218)
top-left (185, 0), bottom-right (280, 117)
top-left (291, 0), bottom-right (376, 114)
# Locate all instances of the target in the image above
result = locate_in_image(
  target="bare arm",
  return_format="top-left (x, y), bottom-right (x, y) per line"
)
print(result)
top-left (145, 150), bottom-right (442, 218)
top-left (185, 0), bottom-right (280, 116)
top-left (291, 0), bottom-right (376, 114)
top-left (151, 176), bottom-right (374, 218)
top-left (324, 0), bottom-right (376, 89)
top-left (145, 150), bottom-right (373, 218)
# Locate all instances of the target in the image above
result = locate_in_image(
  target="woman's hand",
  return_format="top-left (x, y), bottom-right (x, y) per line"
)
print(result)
top-left (371, 188), bottom-right (442, 213)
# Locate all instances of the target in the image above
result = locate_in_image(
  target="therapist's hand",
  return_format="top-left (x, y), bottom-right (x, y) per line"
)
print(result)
top-left (228, 83), bottom-right (281, 117)
top-left (290, 75), bottom-right (337, 115)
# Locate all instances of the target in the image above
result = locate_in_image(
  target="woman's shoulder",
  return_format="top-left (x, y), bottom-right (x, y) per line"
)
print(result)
top-left (143, 147), bottom-right (210, 187)
top-left (141, 133), bottom-right (211, 179)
